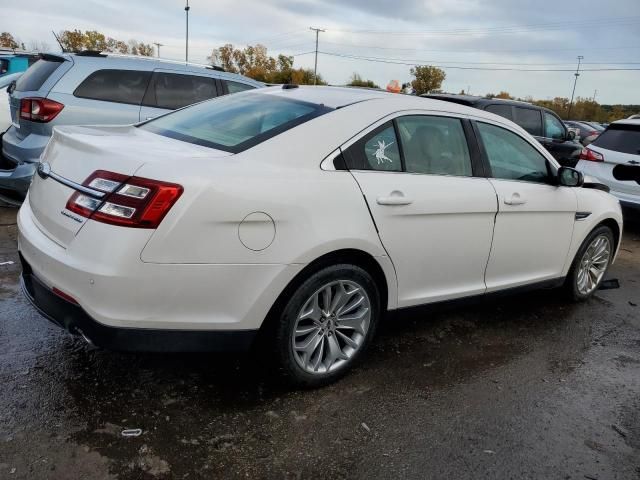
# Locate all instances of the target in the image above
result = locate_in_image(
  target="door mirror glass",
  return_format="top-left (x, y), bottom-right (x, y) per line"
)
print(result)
top-left (558, 166), bottom-right (584, 187)
top-left (567, 129), bottom-right (576, 141)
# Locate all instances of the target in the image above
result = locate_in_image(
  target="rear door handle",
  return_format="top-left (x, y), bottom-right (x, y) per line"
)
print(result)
top-left (504, 192), bottom-right (527, 205)
top-left (377, 190), bottom-right (413, 206)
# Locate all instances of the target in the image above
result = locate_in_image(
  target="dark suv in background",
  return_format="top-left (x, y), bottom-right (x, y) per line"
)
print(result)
top-left (423, 94), bottom-right (582, 166)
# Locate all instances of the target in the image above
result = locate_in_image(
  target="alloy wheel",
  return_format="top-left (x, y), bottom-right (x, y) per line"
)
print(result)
top-left (576, 234), bottom-right (611, 296)
top-left (292, 280), bottom-right (371, 375)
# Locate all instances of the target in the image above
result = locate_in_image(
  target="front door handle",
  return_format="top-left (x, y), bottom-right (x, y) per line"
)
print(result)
top-left (377, 190), bottom-right (413, 206)
top-left (504, 192), bottom-right (527, 205)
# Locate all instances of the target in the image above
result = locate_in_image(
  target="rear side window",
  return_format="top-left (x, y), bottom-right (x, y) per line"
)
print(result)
top-left (0, 59), bottom-right (8, 75)
top-left (226, 81), bottom-right (255, 94)
top-left (144, 72), bottom-right (218, 110)
top-left (397, 116), bottom-right (472, 176)
top-left (485, 104), bottom-right (513, 120)
top-left (15, 59), bottom-right (63, 92)
top-left (140, 93), bottom-right (332, 153)
top-left (593, 124), bottom-right (640, 155)
top-left (513, 107), bottom-right (542, 136)
top-left (74, 69), bottom-right (151, 105)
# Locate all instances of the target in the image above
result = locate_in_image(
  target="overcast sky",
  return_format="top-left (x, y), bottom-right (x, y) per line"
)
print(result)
top-left (2, 0), bottom-right (640, 103)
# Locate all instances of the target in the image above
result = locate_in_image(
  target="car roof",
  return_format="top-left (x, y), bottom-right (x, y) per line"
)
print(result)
top-left (253, 86), bottom-right (516, 121)
top-left (43, 51), bottom-right (264, 86)
top-left (611, 119), bottom-right (640, 126)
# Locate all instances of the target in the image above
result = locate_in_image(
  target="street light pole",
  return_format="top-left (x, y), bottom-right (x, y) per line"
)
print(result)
top-left (310, 27), bottom-right (325, 85)
top-left (185, 0), bottom-right (190, 63)
top-left (567, 55), bottom-right (583, 119)
top-left (153, 42), bottom-right (164, 58)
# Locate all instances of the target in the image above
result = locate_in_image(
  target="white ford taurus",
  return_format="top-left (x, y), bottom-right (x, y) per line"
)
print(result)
top-left (18, 86), bottom-right (623, 386)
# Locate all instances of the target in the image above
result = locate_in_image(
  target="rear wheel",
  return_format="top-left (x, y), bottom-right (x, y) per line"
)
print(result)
top-left (274, 264), bottom-right (380, 387)
top-left (566, 225), bottom-right (614, 301)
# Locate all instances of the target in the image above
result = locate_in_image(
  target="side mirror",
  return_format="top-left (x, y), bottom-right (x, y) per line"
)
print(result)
top-left (7, 80), bottom-right (16, 94)
top-left (567, 129), bottom-right (576, 141)
top-left (558, 166), bottom-right (584, 187)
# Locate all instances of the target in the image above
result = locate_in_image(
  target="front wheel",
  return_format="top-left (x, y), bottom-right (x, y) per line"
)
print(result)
top-left (566, 225), bottom-right (615, 301)
top-left (274, 264), bottom-right (381, 387)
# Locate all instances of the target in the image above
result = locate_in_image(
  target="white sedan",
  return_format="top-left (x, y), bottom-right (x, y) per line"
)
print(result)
top-left (18, 86), bottom-right (623, 386)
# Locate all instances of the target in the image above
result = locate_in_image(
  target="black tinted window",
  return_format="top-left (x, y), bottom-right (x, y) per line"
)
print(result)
top-left (485, 104), bottom-right (513, 120)
top-left (513, 107), bottom-right (542, 136)
top-left (15, 59), bottom-right (63, 92)
top-left (0, 59), bottom-right (8, 75)
top-left (145, 73), bottom-right (218, 110)
top-left (74, 69), bottom-right (151, 105)
top-left (226, 81), bottom-right (255, 94)
top-left (592, 124), bottom-right (640, 155)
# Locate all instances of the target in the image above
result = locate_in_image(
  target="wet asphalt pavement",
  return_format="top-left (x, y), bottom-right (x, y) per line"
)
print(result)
top-left (0, 205), bottom-right (639, 480)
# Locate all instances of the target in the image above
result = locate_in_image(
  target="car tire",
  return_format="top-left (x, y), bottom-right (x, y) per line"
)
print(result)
top-left (274, 264), bottom-right (381, 388)
top-left (565, 225), bottom-right (615, 301)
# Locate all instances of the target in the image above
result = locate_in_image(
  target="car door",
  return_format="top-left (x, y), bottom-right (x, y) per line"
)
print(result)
top-left (139, 70), bottom-right (220, 121)
top-left (474, 120), bottom-right (578, 291)
top-left (344, 114), bottom-right (498, 307)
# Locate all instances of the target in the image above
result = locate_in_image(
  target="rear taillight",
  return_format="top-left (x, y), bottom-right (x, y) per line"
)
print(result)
top-left (65, 170), bottom-right (183, 229)
top-left (20, 98), bottom-right (64, 123)
top-left (579, 147), bottom-right (604, 162)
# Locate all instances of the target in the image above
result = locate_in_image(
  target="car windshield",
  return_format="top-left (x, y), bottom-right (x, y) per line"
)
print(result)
top-left (139, 92), bottom-right (333, 153)
top-left (592, 123), bottom-right (640, 155)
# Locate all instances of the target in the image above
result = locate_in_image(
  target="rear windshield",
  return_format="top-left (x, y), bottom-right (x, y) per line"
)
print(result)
top-left (592, 124), bottom-right (640, 155)
top-left (15, 58), bottom-right (63, 92)
top-left (140, 92), bottom-right (333, 153)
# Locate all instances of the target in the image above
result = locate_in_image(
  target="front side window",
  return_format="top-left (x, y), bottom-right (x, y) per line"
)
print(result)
top-left (74, 69), bottom-right (151, 105)
top-left (396, 116), bottom-right (472, 176)
top-left (513, 107), bottom-right (543, 136)
top-left (344, 122), bottom-right (402, 172)
top-left (144, 73), bottom-right (218, 110)
top-left (544, 112), bottom-right (566, 140)
top-left (477, 122), bottom-right (550, 183)
top-left (226, 80), bottom-right (255, 94)
top-left (140, 93), bottom-right (331, 153)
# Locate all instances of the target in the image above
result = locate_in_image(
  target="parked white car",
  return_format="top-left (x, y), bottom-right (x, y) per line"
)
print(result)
top-left (576, 119), bottom-right (640, 211)
top-left (18, 86), bottom-right (623, 386)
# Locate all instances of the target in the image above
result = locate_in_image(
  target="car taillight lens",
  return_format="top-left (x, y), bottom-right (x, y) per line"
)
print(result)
top-left (19, 98), bottom-right (64, 123)
top-left (65, 170), bottom-right (183, 228)
top-left (579, 147), bottom-right (604, 162)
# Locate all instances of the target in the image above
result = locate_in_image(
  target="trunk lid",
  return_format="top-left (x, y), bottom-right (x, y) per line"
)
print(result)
top-left (28, 125), bottom-right (231, 247)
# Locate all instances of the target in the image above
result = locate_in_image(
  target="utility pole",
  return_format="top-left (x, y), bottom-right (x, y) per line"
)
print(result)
top-left (185, 0), bottom-right (190, 63)
top-left (310, 27), bottom-right (325, 85)
top-left (567, 55), bottom-right (583, 119)
top-left (153, 42), bottom-right (164, 58)
top-left (593, 89), bottom-right (598, 102)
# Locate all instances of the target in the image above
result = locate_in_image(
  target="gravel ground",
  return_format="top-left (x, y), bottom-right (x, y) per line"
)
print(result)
top-left (0, 205), bottom-right (638, 480)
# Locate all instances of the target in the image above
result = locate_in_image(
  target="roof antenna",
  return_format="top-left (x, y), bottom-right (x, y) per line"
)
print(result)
top-left (52, 30), bottom-right (66, 52)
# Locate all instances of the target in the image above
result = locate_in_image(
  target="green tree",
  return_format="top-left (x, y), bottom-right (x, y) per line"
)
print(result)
top-left (347, 73), bottom-right (379, 89)
top-left (410, 65), bottom-right (446, 95)
top-left (0, 32), bottom-right (19, 49)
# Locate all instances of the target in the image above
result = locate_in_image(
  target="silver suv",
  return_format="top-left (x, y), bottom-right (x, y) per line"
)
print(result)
top-left (0, 52), bottom-right (263, 197)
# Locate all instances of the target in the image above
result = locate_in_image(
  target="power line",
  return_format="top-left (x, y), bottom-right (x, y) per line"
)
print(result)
top-left (324, 16), bottom-right (640, 36)
top-left (317, 51), bottom-right (640, 71)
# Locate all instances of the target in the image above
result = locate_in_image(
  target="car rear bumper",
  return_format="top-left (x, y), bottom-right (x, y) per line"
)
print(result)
top-left (0, 127), bottom-right (47, 196)
top-left (20, 257), bottom-right (258, 352)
